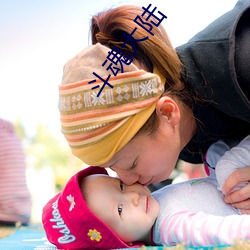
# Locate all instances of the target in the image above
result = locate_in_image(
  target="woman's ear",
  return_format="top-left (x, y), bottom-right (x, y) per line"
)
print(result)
top-left (156, 96), bottom-right (180, 126)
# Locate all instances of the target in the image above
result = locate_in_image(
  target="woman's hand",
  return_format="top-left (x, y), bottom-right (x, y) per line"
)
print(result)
top-left (223, 166), bottom-right (250, 214)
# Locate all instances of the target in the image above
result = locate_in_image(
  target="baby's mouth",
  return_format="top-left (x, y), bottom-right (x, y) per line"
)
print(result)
top-left (146, 196), bottom-right (149, 213)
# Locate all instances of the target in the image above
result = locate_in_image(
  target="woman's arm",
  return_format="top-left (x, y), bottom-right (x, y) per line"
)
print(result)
top-left (215, 135), bottom-right (250, 192)
top-left (215, 135), bottom-right (250, 213)
top-left (206, 135), bottom-right (250, 212)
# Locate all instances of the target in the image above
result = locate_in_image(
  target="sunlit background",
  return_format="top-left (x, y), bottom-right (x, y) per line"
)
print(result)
top-left (0, 0), bottom-right (238, 223)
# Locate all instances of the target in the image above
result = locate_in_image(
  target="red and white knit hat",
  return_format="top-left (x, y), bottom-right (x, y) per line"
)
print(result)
top-left (42, 166), bottom-right (142, 249)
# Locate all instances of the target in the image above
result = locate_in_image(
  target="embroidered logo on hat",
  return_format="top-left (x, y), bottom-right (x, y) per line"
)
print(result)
top-left (88, 229), bottom-right (102, 242)
top-left (67, 194), bottom-right (75, 211)
top-left (50, 199), bottom-right (76, 244)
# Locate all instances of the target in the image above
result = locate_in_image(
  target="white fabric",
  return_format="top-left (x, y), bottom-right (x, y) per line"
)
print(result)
top-left (152, 135), bottom-right (250, 246)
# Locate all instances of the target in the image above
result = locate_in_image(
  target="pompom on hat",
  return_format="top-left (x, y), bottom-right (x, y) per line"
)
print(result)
top-left (42, 166), bottom-right (142, 249)
top-left (59, 43), bottom-right (165, 166)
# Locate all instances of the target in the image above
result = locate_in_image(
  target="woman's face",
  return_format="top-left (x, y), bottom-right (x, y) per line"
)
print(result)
top-left (100, 118), bottom-right (182, 186)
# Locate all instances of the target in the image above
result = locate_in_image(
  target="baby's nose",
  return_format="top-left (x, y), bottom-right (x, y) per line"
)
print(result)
top-left (126, 191), bottom-right (140, 206)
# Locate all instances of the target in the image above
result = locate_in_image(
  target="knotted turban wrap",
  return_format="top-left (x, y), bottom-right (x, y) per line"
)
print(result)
top-left (59, 43), bottom-right (165, 165)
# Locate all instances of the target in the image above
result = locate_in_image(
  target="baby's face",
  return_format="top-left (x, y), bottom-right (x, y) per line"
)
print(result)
top-left (84, 174), bottom-right (160, 244)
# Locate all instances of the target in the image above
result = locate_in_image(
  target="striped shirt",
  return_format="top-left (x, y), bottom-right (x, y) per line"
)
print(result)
top-left (0, 119), bottom-right (31, 224)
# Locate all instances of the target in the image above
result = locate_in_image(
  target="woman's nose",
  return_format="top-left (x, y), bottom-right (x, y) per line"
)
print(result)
top-left (112, 168), bottom-right (139, 185)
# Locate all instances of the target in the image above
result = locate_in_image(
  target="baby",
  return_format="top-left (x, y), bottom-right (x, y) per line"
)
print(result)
top-left (42, 135), bottom-right (250, 249)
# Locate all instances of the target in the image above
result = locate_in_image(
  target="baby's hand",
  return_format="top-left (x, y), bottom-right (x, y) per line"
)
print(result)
top-left (223, 166), bottom-right (250, 214)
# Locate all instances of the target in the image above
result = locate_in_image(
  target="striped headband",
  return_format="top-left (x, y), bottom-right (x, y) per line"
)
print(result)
top-left (59, 43), bottom-right (165, 165)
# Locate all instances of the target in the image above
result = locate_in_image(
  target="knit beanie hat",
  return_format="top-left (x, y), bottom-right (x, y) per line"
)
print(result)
top-left (42, 166), bottom-right (142, 249)
top-left (59, 43), bottom-right (165, 166)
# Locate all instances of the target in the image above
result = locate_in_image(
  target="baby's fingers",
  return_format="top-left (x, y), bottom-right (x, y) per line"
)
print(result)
top-left (222, 167), bottom-right (250, 195)
top-left (224, 185), bottom-right (250, 209)
top-left (240, 209), bottom-right (250, 214)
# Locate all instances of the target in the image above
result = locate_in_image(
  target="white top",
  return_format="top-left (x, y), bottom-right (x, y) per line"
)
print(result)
top-left (152, 135), bottom-right (250, 247)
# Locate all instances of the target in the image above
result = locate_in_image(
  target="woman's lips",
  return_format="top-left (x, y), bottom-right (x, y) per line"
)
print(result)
top-left (143, 177), bottom-right (154, 186)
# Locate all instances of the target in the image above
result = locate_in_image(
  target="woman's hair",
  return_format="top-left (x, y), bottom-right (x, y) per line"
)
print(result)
top-left (90, 5), bottom-right (194, 135)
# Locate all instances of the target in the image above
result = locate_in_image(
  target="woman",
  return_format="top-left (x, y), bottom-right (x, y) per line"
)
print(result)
top-left (59, 0), bottom-right (250, 211)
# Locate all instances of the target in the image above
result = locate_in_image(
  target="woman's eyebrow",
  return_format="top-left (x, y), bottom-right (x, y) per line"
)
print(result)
top-left (107, 160), bottom-right (119, 170)
top-left (109, 156), bottom-right (127, 170)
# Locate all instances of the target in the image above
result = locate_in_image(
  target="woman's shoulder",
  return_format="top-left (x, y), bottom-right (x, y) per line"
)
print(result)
top-left (176, 0), bottom-right (250, 123)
